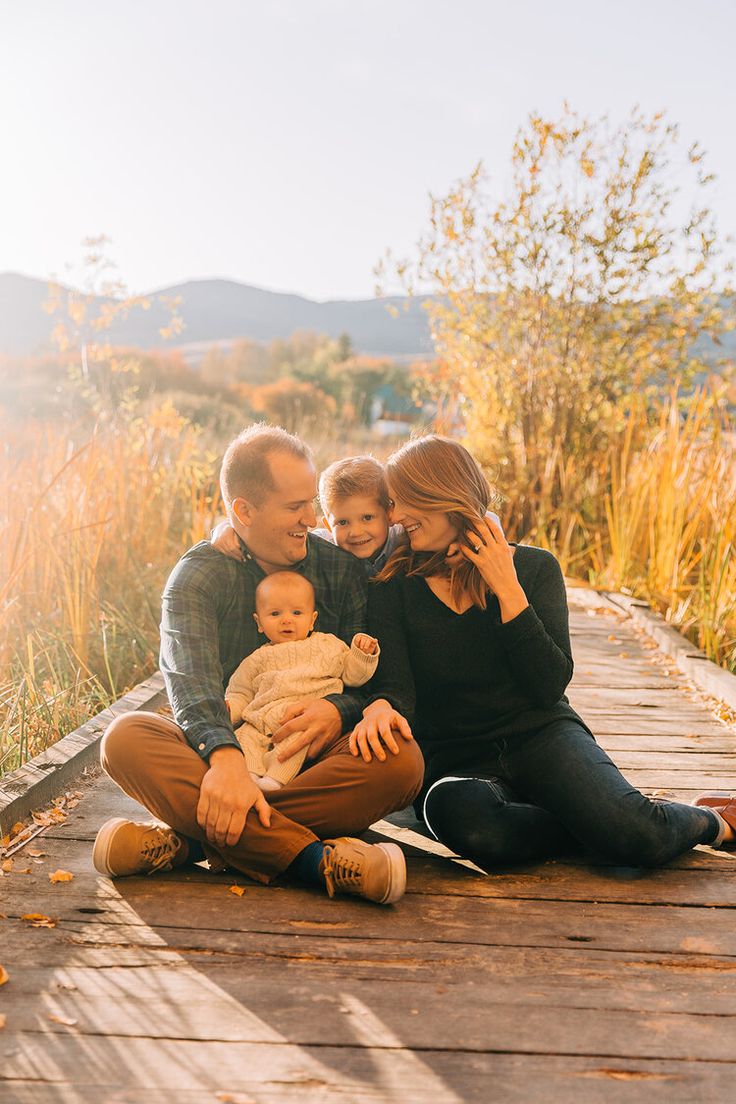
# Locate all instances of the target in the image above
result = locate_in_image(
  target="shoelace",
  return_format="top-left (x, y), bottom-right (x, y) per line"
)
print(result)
top-left (141, 828), bottom-right (182, 874)
top-left (321, 845), bottom-right (362, 898)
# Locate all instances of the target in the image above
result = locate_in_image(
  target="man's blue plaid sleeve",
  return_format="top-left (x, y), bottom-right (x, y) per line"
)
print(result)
top-left (159, 562), bottom-right (242, 762)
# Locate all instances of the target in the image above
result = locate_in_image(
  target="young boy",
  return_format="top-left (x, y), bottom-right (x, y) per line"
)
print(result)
top-left (226, 571), bottom-right (379, 790)
top-left (312, 455), bottom-right (403, 578)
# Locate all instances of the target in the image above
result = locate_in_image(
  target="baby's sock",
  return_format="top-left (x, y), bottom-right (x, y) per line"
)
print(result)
top-left (257, 775), bottom-right (283, 792)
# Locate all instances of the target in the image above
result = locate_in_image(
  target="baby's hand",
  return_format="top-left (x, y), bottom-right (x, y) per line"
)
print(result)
top-left (225, 697), bottom-right (237, 723)
top-left (353, 633), bottom-right (379, 655)
top-left (211, 521), bottom-right (242, 562)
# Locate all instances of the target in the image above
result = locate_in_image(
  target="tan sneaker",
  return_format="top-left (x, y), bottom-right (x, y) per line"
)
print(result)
top-left (320, 837), bottom-right (406, 905)
top-left (93, 817), bottom-right (184, 876)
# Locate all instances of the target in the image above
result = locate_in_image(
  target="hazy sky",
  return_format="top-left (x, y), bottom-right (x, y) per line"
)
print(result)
top-left (1, 0), bottom-right (734, 300)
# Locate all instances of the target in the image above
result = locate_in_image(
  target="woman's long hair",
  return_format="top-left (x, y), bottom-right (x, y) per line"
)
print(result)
top-left (375, 435), bottom-right (495, 610)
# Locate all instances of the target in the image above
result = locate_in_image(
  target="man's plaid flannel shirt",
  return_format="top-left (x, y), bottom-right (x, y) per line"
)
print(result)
top-left (159, 533), bottom-right (368, 761)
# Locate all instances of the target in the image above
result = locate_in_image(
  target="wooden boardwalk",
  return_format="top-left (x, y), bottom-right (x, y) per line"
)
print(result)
top-left (2, 591), bottom-right (736, 1103)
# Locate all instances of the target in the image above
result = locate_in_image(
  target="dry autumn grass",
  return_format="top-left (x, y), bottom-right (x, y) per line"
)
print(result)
top-left (0, 402), bottom-right (221, 775)
top-left (1, 387), bottom-right (734, 776)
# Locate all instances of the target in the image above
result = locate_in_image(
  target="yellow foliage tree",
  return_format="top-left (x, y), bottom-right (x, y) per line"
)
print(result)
top-left (379, 108), bottom-right (734, 538)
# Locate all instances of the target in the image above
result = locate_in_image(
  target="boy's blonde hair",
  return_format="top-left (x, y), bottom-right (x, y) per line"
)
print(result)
top-left (318, 455), bottom-right (390, 515)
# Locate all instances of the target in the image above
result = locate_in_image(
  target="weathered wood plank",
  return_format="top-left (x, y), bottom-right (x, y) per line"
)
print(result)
top-left (3, 1044), bottom-right (735, 1104)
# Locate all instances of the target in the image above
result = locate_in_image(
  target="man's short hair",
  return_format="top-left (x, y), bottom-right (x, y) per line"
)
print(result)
top-left (220, 424), bottom-right (312, 509)
top-left (318, 455), bottom-right (390, 515)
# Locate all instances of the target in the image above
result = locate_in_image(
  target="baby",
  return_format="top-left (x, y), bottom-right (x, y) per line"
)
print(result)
top-left (226, 571), bottom-right (379, 791)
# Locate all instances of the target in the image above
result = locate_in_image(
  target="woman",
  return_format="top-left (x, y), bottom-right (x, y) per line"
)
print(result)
top-left (351, 435), bottom-right (734, 869)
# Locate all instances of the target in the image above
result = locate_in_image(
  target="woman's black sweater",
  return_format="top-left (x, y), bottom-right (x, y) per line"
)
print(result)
top-left (366, 544), bottom-right (589, 786)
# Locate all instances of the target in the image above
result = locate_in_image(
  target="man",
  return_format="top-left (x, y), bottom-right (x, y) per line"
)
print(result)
top-left (93, 424), bottom-right (423, 905)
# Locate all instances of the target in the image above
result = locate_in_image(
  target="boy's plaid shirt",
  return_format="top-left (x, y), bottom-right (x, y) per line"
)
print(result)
top-left (159, 534), bottom-right (368, 760)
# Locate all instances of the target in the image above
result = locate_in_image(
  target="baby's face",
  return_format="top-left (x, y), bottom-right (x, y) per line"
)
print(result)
top-left (254, 576), bottom-right (318, 644)
top-left (325, 494), bottom-right (390, 560)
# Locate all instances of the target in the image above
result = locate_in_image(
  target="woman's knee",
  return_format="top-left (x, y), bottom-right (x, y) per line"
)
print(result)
top-left (423, 777), bottom-right (504, 852)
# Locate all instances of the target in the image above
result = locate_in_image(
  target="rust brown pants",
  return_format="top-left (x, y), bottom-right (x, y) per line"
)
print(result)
top-left (100, 711), bottom-right (424, 883)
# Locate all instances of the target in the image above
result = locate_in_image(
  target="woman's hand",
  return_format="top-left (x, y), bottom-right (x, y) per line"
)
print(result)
top-left (445, 510), bottom-right (503, 568)
top-left (461, 515), bottom-right (529, 622)
top-left (349, 699), bottom-right (413, 763)
top-left (210, 521), bottom-right (242, 561)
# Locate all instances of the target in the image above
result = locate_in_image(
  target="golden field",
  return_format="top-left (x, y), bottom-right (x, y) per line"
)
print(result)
top-left (1, 389), bottom-right (734, 775)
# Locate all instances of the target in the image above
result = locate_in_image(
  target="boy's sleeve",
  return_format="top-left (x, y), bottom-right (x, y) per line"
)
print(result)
top-left (160, 562), bottom-right (243, 761)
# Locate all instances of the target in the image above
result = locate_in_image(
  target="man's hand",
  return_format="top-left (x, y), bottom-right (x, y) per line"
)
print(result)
top-left (271, 698), bottom-right (342, 763)
top-left (349, 698), bottom-right (413, 763)
top-left (196, 746), bottom-right (271, 849)
top-left (353, 633), bottom-right (379, 655)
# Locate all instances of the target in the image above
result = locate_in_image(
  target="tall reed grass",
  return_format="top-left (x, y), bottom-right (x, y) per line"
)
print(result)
top-left (0, 403), bottom-right (221, 775)
top-left (595, 388), bottom-right (736, 671)
top-left (504, 385), bottom-right (735, 672)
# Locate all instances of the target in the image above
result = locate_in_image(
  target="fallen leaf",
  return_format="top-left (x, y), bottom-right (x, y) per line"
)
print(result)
top-left (49, 870), bottom-right (74, 884)
top-left (21, 913), bottom-right (57, 928)
top-left (229, 885), bottom-right (246, 897)
top-left (1, 860), bottom-right (13, 873)
top-left (27, 849), bottom-right (46, 858)
top-left (66, 800), bottom-right (80, 810)
top-left (10, 822), bottom-right (25, 838)
top-left (618, 652), bottom-right (629, 659)
top-left (0, 964), bottom-right (8, 985)
top-left (32, 807), bottom-right (67, 827)
top-left (48, 1013), bottom-right (77, 1027)
top-left (16, 867), bottom-right (31, 875)
top-left (0, 1013), bottom-right (5, 1030)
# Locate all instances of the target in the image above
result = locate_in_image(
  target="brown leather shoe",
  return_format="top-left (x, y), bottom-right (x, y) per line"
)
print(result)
top-left (694, 794), bottom-right (736, 849)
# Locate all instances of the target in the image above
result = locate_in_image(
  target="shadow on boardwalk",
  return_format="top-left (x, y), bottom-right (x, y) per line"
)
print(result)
top-left (1, 591), bottom-right (735, 1102)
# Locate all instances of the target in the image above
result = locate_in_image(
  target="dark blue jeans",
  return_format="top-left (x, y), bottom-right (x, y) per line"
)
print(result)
top-left (421, 719), bottom-right (721, 868)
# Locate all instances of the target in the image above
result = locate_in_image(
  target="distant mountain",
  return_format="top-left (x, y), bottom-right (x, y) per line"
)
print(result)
top-left (0, 273), bottom-right (434, 358)
top-left (3, 273), bottom-right (733, 370)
